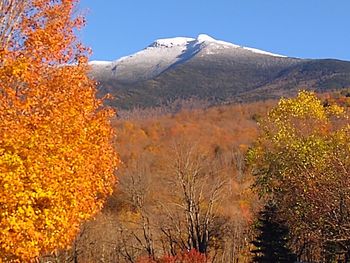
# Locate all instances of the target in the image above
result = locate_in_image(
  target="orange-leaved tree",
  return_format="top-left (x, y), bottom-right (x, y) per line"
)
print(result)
top-left (0, 0), bottom-right (119, 261)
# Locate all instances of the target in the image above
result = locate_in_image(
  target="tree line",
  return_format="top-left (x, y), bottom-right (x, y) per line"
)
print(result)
top-left (1, 0), bottom-right (350, 262)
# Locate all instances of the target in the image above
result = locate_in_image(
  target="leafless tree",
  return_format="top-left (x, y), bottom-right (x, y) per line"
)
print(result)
top-left (121, 158), bottom-right (156, 261)
top-left (158, 141), bottom-right (228, 254)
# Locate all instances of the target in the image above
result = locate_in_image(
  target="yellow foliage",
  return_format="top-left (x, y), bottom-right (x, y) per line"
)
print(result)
top-left (248, 90), bottom-right (350, 252)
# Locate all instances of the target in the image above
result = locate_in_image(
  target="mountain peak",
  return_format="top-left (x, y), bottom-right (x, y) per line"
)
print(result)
top-left (196, 34), bottom-right (241, 49)
top-left (90, 34), bottom-right (287, 83)
top-left (150, 37), bottom-right (194, 48)
top-left (197, 34), bottom-right (216, 42)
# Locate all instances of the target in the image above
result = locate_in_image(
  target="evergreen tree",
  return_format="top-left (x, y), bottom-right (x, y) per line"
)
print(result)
top-left (251, 203), bottom-right (296, 263)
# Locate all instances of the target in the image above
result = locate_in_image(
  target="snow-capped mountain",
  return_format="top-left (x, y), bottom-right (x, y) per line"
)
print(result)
top-left (90, 34), bottom-right (350, 109)
top-left (90, 34), bottom-right (286, 83)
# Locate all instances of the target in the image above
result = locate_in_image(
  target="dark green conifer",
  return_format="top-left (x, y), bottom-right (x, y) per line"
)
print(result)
top-left (251, 202), bottom-right (296, 263)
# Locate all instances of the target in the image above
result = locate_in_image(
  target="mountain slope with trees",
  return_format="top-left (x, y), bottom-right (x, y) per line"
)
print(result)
top-left (90, 36), bottom-right (350, 109)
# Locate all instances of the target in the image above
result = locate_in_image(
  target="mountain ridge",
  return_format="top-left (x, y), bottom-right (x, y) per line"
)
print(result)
top-left (90, 34), bottom-right (287, 83)
top-left (89, 35), bottom-right (350, 109)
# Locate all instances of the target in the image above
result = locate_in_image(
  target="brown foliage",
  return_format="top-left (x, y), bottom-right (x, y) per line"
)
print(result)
top-left (63, 101), bottom-right (275, 262)
top-left (137, 249), bottom-right (208, 263)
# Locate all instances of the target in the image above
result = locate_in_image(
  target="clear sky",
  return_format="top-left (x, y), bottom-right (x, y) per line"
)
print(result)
top-left (78, 0), bottom-right (350, 61)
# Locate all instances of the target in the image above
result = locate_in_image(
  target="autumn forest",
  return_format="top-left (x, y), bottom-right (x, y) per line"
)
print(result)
top-left (0, 1), bottom-right (350, 263)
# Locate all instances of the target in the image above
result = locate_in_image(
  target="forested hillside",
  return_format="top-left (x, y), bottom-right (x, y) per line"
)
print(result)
top-left (51, 100), bottom-right (274, 262)
top-left (48, 90), bottom-right (350, 263)
top-left (1, 1), bottom-right (349, 262)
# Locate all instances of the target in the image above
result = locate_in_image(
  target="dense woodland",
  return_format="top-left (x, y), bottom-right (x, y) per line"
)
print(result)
top-left (32, 100), bottom-right (256, 261)
top-left (45, 90), bottom-right (350, 263)
top-left (1, 0), bottom-right (350, 262)
top-left (48, 99), bottom-right (271, 262)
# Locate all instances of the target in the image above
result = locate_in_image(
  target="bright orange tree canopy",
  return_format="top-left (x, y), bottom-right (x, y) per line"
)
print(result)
top-left (0, 0), bottom-right (119, 261)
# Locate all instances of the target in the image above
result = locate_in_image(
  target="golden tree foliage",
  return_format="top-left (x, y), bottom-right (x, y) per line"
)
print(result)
top-left (0, 0), bottom-right (119, 261)
top-left (248, 91), bottom-right (350, 260)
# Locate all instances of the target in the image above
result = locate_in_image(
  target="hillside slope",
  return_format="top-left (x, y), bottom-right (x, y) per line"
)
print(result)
top-left (90, 35), bottom-right (350, 109)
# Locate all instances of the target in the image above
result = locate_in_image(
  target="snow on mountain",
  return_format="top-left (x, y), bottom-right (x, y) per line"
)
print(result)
top-left (89, 60), bottom-right (111, 65)
top-left (242, 47), bottom-right (286, 57)
top-left (90, 36), bottom-right (196, 82)
top-left (150, 37), bottom-right (195, 48)
top-left (90, 34), bottom-right (286, 83)
top-left (197, 34), bottom-right (240, 48)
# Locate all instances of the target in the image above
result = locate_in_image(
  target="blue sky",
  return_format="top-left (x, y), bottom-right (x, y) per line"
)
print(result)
top-left (78, 0), bottom-right (350, 61)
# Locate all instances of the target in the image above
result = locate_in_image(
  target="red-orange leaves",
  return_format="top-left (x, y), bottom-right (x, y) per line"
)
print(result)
top-left (137, 249), bottom-right (208, 263)
top-left (0, 0), bottom-right (119, 261)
